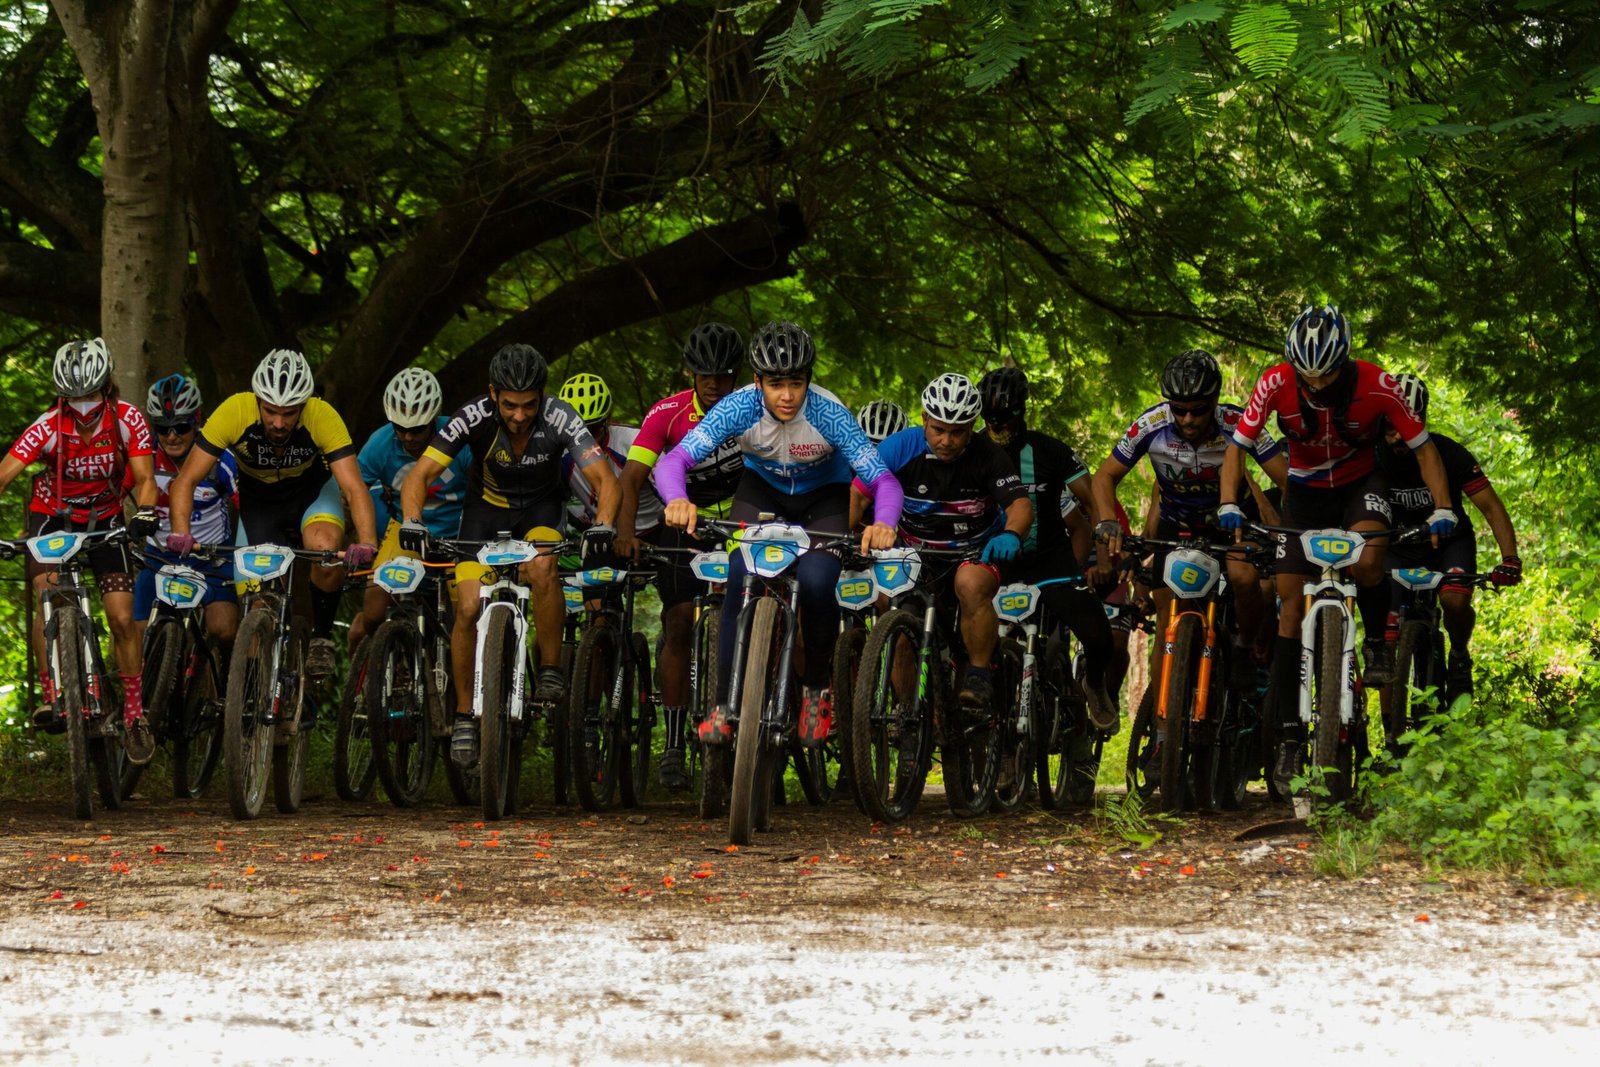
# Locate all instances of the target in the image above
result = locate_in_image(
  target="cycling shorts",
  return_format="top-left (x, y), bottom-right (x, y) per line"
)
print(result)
top-left (643, 524), bottom-right (704, 611)
top-left (1274, 470), bottom-right (1392, 577)
top-left (24, 511), bottom-right (134, 586)
top-left (235, 476), bottom-right (345, 548)
top-left (454, 500), bottom-right (564, 585)
top-left (1389, 529), bottom-right (1479, 593)
top-left (134, 549), bottom-right (237, 622)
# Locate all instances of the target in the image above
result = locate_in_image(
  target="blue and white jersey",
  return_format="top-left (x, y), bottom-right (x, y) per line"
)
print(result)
top-left (673, 383), bottom-right (888, 496)
top-left (359, 417), bottom-right (471, 539)
top-left (1110, 401), bottom-right (1281, 524)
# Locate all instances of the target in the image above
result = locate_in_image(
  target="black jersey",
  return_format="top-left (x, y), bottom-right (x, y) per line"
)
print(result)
top-left (984, 428), bottom-right (1089, 556)
top-left (425, 394), bottom-right (604, 512)
top-left (1375, 431), bottom-right (1489, 537)
top-left (870, 427), bottom-right (1023, 549)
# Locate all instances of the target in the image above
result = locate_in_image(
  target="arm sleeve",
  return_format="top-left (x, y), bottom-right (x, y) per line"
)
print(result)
top-left (9, 411), bottom-right (54, 464)
top-left (1441, 437), bottom-right (1490, 496)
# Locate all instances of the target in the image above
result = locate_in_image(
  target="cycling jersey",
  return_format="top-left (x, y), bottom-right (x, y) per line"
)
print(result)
top-left (425, 394), bottom-right (604, 512)
top-left (983, 428), bottom-right (1088, 558)
top-left (198, 392), bottom-right (356, 499)
top-left (657, 383), bottom-right (901, 525)
top-left (864, 427), bottom-right (1022, 549)
top-left (9, 401), bottom-right (153, 522)
top-left (627, 387), bottom-right (743, 513)
top-left (359, 418), bottom-right (471, 539)
top-left (564, 424), bottom-right (661, 532)
top-left (1232, 361), bottom-right (1427, 488)
top-left (1376, 431), bottom-right (1487, 537)
top-left (1111, 402), bottom-right (1282, 524)
top-left (122, 447), bottom-right (238, 547)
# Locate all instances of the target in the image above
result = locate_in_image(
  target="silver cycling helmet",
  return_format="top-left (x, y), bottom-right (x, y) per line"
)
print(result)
top-left (1284, 305), bottom-right (1351, 378)
top-left (1393, 373), bottom-right (1429, 422)
top-left (251, 348), bottom-right (316, 407)
top-left (53, 338), bottom-right (112, 397)
top-left (748, 321), bottom-right (816, 377)
top-left (146, 373), bottom-right (203, 421)
top-left (383, 367), bottom-right (443, 427)
top-left (856, 399), bottom-right (909, 444)
top-left (921, 372), bottom-right (983, 425)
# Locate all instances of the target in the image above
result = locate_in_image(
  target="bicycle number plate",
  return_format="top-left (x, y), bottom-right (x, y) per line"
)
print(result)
top-left (1393, 566), bottom-right (1444, 591)
top-left (1163, 547), bottom-right (1221, 599)
top-left (478, 539), bottom-right (539, 568)
top-left (373, 555), bottom-right (425, 595)
top-left (563, 584), bottom-right (586, 614)
top-left (1301, 528), bottom-right (1365, 569)
top-left (994, 583), bottom-right (1041, 623)
top-left (737, 523), bottom-right (810, 578)
top-left (567, 566), bottom-right (625, 588)
top-left (25, 531), bottom-right (87, 565)
top-left (154, 565), bottom-right (208, 609)
top-left (835, 569), bottom-right (877, 609)
top-left (871, 547), bottom-right (921, 597)
top-left (234, 544), bottom-right (293, 582)
top-left (690, 550), bottom-right (729, 585)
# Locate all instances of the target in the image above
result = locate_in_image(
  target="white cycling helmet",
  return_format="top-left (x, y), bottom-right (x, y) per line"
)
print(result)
top-left (53, 337), bottom-right (112, 397)
top-left (383, 367), bottom-right (443, 428)
top-left (146, 373), bottom-right (203, 420)
top-left (856, 399), bottom-right (909, 444)
top-left (921, 372), bottom-right (982, 425)
top-left (251, 348), bottom-right (316, 407)
top-left (1285, 305), bottom-right (1351, 378)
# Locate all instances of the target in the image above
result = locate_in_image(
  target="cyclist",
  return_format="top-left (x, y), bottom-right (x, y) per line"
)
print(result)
top-left (349, 367), bottom-right (470, 649)
top-left (132, 374), bottom-right (241, 658)
top-left (1091, 349), bottom-right (1288, 686)
top-left (1217, 304), bottom-right (1454, 794)
top-left (0, 339), bottom-right (159, 763)
top-left (397, 343), bottom-right (619, 765)
top-left (856, 398), bottom-right (909, 446)
top-left (560, 372), bottom-right (662, 537)
top-left (1378, 374), bottom-right (1521, 700)
top-left (976, 366), bottom-right (1119, 733)
top-left (616, 323), bottom-right (745, 791)
top-left (850, 373), bottom-right (1032, 710)
top-left (656, 321), bottom-right (902, 748)
top-left (166, 349), bottom-right (379, 684)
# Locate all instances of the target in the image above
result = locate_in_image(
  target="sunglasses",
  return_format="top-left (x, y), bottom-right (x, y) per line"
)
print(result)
top-left (155, 421), bottom-right (194, 436)
top-left (392, 422), bottom-right (434, 437)
top-left (1168, 402), bottom-right (1212, 417)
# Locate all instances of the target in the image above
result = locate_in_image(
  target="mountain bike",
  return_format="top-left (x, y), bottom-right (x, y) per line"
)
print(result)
top-left (439, 534), bottom-right (571, 821)
top-left (333, 635), bottom-right (375, 801)
top-left (850, 545), bottom-right (991, 823)
top-left (124, 550), bottom-right (228, 801)
top-left (687, 548), bottom-right (731, 819)
top-left (1120, 535), bottom-right (1264, 813)
top-left (1, 527), bottom-right (131, 819)
top-left (991, 577), bottom-right (1090, 813)
top-left (1380, 562), bottom-right (1497, 755)
top-left (224, 543), bottom-right (342, 820)
top-left (563, 550), bottom-right (664, 812)
top-left (831, 560), bottom-right (881, 813)
top-left (364, 552), bottom-right (476, 807)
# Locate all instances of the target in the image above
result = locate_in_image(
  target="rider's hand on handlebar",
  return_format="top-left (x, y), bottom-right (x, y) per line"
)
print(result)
top-left (128, 507), bottom-right (159, 540)
top-left (1216, 503), bottom-right (1245, 539)
top-left (981, 530), bottom-right (1022, 564)
top-left (1427, 507), bottom-right (1458, 548)
top-left (166, 531), bottom-right (196, 557)
top-left (398, 519), bottom-right (429, 556)
top-left (860, 522), bottom-right (897, 554)
top-left (1491, 554), bottom-right (1523, 587)
top-left (1093, 519), bottom-right (1123, 560)
top-left (664, 498), bottom-right (697, 538)
top-left (614, 531), bottom-right (641, 564)
top-left (344, 542), bottom-right (378, 571)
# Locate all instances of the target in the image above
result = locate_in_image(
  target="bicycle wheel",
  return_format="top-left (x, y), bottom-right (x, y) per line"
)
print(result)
top-left (173, 637), bottom-right (223, 799)
top-left (369, 620), bottom-right (436, 808)
top-left (729, 597), bottom-right (780, 846)
top-left (1384, 620), bottom-right (1430, 752)
top-left (1125, 686), bottom-right (1159, 802)
top-left (1033, 638), bottom-right (1074, 809)
top-left (333, 636), bottom-right (376, 801)
top-left (123, 617), bottom-right (183, 800)
top-left (224, 609), bottom-right (277, 819)
top-left (850, 608), bottom-right (933, 823)
top-left (826, 624), bottom-right (868, 812)
top-left (479, 610), bottom-right (521, 821)
top-left (1157, 615), bottom-right (1201, 814)
top-left (621, 630), bottom-right (654, 808)
top-left (944, 656), bottom-right (1001, 818)
top-left (54, 610), bottom-right (93, 819)
top-left (569, 621), bottom-right (623, 812)
top-left (91, 728), bottom-right (127, 812)
top-left (692, 609), bottom-right (728, 819)
top-left (990, 640), bottom-right (1031, 814)
top-left (1311, 611), bottom-right (1350, 801)
top-left (272, 619), bottom-right (311, 814)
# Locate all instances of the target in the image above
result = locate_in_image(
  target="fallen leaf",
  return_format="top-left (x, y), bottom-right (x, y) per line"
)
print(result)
top-left (1415, 913), bottom-right (1430, 923)
top-left (995, 872), bottom-right (1008, 879)
top-left (1180, 866), bottom-right (1197, 876)
top-left (72, 901), bottom-right (87, 909)
top-left (692, 871), bottom-right (712, 880)
top-left (724, 844), bottom-right (739, 853)
top-left (662, 875), bottom-right (675, 888)
top-left (457, 840), bottom-right (473, 849)
top-left (244, 866), bottom-right (257, 876)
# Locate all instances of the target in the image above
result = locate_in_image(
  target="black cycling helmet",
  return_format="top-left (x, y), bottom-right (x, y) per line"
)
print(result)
top-left (489, 343), bottom-right (548, 392)
top-left (978, 366), bottom-right (1029, 423)
top-left (1160, 349), bottom-right (1223, 403)
top-left (748, 321), bottom-right (816, 377)
top-left (683, 323), bottom-right (744, 376)
top-left (1393, 373), bottom-right (1429, 422)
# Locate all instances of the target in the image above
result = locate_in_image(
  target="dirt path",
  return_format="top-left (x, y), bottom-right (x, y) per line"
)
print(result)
top-left (3, 792), bottom-right (1597, 1063)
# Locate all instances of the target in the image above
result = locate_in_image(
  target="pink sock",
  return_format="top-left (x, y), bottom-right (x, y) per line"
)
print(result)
top-left (121, 674), bottom-right (143, 724)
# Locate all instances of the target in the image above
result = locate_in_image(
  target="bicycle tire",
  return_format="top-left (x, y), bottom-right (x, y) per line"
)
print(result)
top-left (850, 608), bottom-right (932, 824)
top-left (1312, 611), bottom-right (1347, 801)
top-left (621, 630), bottom-right (654, 808)
top-left (122, 618), bottom-right (183, 801)
top-left (828, 624), bottom-right (868, 812)
top-left (173, 637), bottom-right (224, 799)
top-left (479, 609), bottom-right (520, 820)
top-left (92, 667), bottom-right (126, 811)
top-left (224, 609), bottom-right (277, 819)
top-left (1384, 620), bottom-right (1428, 752)
top-left (1158, 615), bottom-right (1201, 814)
top-left (369, 621), bottom-right (436, 808)
top-left (548, 639), bottom-right (573, 806)
top-left (272, 619), bottom-right (311, 814)
top-left (334, 636), bottom-right (376, 801)
top-left (569, 621), bottom-right (623, 812)
top-left (990, 640), bottom-right (1031, 814)
top-left (1033, 638), bottom-right (1074, 809)
top-left (1125, 685), bottom-right (1159, 802)
top-left (729, 597), bottom-right (779, 846)
top-left (54, 609), bottom-right (93, 819)
top-left (944, 654), bottom-right (1001, 818)
top-left (692, 609), bottom-right (727, 819)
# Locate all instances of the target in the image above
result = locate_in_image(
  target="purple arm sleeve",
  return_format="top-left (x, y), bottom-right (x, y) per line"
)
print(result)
top-left (655, 446), bottom-right (692, 504)
top-left (864, 470), bottom-right (903, 527)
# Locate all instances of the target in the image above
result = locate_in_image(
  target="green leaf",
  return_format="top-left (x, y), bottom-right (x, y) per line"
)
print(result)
top-left (1161, 1), bottom-right (1226, 32)
top-left (1228, 3), bottom-right (1298, 79)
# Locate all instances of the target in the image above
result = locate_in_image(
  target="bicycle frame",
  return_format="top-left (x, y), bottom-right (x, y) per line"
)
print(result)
top-left (27, 529), bottom-right (120, 728)
top-left (371, 554), bottom-right (455, 733)
top-left (466, 539), bottom-right (543, 724)
top-left (233, 544), bottom-right (310, 732)
top-left (1294, 528), bottom-right (1366, 730)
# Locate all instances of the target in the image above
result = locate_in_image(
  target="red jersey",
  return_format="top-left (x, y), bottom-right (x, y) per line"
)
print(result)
top-left (625, 387), bottom-right (743, 510)
top-left (9, 401), bottom-right (153, 521)
top-left (1231, 360), bottom-right (1427, 488)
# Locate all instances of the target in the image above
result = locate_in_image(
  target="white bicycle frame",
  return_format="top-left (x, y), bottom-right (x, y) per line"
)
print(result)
top-left (469, 540), bottom-right (542, 724)
top-left (1295, 529), bottom-right (1366, 729)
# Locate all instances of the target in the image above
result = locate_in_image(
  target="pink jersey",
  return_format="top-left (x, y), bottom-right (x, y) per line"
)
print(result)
top-left (627, 387), bottom-right (743, 509)
top-left (1231, 360), bottom-right (1427, 488)
top-left (9, 401), bottom-right (153, 521)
